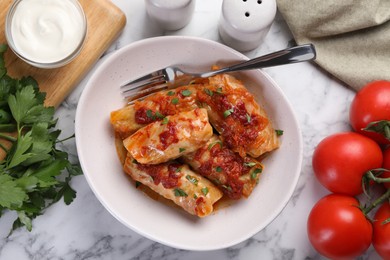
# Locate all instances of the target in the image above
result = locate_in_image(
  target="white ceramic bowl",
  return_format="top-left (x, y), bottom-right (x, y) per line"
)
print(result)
top-left (75, 36), bottom-right (302, 250)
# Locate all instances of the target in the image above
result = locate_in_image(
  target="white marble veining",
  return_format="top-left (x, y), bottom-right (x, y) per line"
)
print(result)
top-left (0, 0), bottom-right (382, 259)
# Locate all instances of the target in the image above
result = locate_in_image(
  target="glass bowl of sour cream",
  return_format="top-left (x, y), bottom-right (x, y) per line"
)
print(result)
top-left (5, 0), bottom-right (87, 69)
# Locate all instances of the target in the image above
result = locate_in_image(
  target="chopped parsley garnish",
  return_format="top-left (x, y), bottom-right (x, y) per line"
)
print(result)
top-left (223, 108), bottom-right (234, 118)
top-left (201, 187), bottom-right (209, 196)
top-left (146, 110), bottom-right (165, 121)
top-left (213, 179), bottom-right (222, 185)
top-left (222, 185), bottom-right (232, 192)
top-left (179, 147), bottom-right (186, 153)
top-left (216, 87), bottom-right (223, 94)
top-left (161, 117), bottom-right (169, 124)
top-left (171, 98), bottom-right (179, 105)
top-left (208, 140), bottom-right (222, 150)
top-left (167, 91), bottom-right (175, 96)
top-left (215, 166), bottom-right (222, 172)
top-left (186, 175), bottom-right (198, 185)
top-left (244, 162), bottom-right (257, 167)
top-left (155, 111), bottom-right (165, 119)
top-left (175, 167), bottom-right (182, 173)
top-left (251, 168), bottom-right (262, 179)
top-left (275, 129), bottom-right (284, 136)
top-left (204, 88), bottom-right (213, 97)
top-left (174, 188), bottom-right (188, 197)
top-left (246, 113), bottom-right (252, 123)
top-left (181, 89), bottom-right (192, 97)
top-left (146, 109), bottom-right (154, 119)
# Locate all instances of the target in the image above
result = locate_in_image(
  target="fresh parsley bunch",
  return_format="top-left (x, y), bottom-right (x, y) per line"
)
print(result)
top-left (0, 44), bottom-right (82, 232)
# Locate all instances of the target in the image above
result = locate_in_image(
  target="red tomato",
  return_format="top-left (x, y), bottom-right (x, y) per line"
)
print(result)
top-left (372, 202), bottom-right (390, 259)
top-left (307, 194), bottom-right (372, 259)
top-left (312, 132), bottom-right (383, 195)
top-left (383, 147), bottom-right (390, 189)
top-left (349, 80), bottom-right (390, 145)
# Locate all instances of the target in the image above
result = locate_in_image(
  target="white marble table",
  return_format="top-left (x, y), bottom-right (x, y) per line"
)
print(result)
top-left (0, 0), bottom-right (382, 259)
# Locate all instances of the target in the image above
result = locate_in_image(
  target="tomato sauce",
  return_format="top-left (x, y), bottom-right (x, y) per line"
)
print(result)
top-left (136, 162), bottom-right (182, 189)
top-left (197, 89), bottom-right (268, 155)
top-left (134, 107), bottom-right (158, 125)
top-left (194, 142), bottom-right (252, 200)
top-left (159, 121), bottom-right (179, 150)
top-left (134, 86), bottom-right (198, 125)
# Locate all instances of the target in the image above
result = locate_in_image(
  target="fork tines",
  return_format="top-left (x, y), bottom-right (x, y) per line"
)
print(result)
top-left (121, 72), bottom-right (165, 91)
top-left (121, 72), bottom-right (168, 103)
top-left (126, 83), bottom-right (169, 104)
top-left (120, 70), bottom-right (169, 102)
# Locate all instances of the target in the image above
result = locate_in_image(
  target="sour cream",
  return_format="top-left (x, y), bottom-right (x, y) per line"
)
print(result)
top-left (6, 0), bottom-right (86, 67)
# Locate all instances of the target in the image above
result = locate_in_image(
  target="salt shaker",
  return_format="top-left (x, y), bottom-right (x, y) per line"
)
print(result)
top-left (219, 0), bottom-right (277, 52)
top-left (144, 0), bottom-right (196, 31)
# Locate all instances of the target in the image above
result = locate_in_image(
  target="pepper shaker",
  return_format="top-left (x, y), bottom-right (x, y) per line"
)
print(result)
top-left (144, 0), bottom-right (196, 31)
top-left (219, 0), bottom-right (277, 52)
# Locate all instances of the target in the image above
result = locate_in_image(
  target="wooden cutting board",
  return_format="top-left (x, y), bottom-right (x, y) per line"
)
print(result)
top-left (0, 0), bottom-right (126, 107)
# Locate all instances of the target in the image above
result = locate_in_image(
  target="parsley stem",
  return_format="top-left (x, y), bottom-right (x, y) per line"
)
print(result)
top-left (0, 124), bottom-right (16, 132)
top-left (0, 132), bottom-right (16, 142)
top-left (56, 134), bottom-right (75, 143)
top-left (0, 142), bottom-right (8, 153)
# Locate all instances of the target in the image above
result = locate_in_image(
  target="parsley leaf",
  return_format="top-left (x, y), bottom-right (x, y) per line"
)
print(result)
top-left (17, 211), bottom-right (32, 231)
top-left (275, 129), bottom-right (284, 136)
top-left (7, 131), bottom-right (33, 169)
top-left (0, 174), bottom-right (27, 208)
top-left (186, 175), bottom-right (198, 185)
top-left (223, 108), bottom-right (234, 118)
top-left (251, 168), bottom-right (262, 180)
top-left (204, 88), bottom-right (213, 96)
top-left (173, 188), bottom-right (188, 197)
top-left (244, 162), bottom-right (257, 167)
top-left (181, 89), bottom-right (192, 97)
top-left (146, 109), bottom-right (155, 120)
top-left (8, 85), bottom-right (38, 125)
top-left (246, 113), bottom-right (251, 123)
top-left (208, 140), bottom-right (223, 150)
top-left (171, 98), bottom-right (179, 105)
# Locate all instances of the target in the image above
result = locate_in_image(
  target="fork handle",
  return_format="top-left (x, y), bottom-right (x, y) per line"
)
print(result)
top-left (201, 44), bottom-right (316, 77)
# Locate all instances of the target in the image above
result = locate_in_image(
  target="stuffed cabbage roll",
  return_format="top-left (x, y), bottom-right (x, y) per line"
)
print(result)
top-left (124, 108), bottom-right (213, 164)
top-left (110, 85), bottom-right (199, 139)
top-left (197, 73), bottom-right (280, 158)
top-left (182, 135), bottom-right (263, 200)
top-left (123, 156), bottom-right (223, 217)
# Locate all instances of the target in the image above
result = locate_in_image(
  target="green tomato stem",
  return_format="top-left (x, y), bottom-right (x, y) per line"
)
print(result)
top-left (385, 124), bottom-right (390, 139)
top-left (363, 120), bottom-right (390, 141)
top-left (363, 188), bottom-right (390, 215)
top-left (366, 169), bottom-right (390, 184)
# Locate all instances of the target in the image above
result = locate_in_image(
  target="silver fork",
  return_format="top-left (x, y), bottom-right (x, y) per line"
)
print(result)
top-left (121, 44), bottom-right (316, 102)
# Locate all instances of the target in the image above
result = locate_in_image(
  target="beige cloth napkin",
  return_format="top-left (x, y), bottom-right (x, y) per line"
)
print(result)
top-left (276, 0), bottom-right (390, 91)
